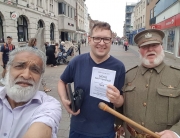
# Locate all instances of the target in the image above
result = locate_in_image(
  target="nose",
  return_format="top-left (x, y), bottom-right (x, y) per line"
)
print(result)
top-left (147, 45), bottom-right (154, 51)
top-left (20, 68), bottom-right (32, 80)
top-left (99, 38), bottom-right (105, 45)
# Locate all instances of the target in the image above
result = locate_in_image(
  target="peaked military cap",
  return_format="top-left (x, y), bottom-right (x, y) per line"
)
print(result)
top-left (134, 29), bottom-right (165, 47)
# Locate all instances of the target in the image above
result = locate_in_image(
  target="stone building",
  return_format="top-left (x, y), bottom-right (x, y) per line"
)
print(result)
top-left (0, 0), bottom-right (77, 46)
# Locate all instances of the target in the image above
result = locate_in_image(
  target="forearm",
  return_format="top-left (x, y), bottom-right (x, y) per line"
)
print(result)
top-left (58, 80), bottom-right (67, 101)
top-left (23, 123), bottom-right (52, 138)
top-left (114, 95), bottom-right (124, 108)
top-left (0, 53), bottom-right (3, 63)
top-left (170, 121), bottom-right (180, 136)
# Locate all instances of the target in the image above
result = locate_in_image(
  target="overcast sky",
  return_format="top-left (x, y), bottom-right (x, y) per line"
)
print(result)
top-left (85, 0), bottom-right (139, 37)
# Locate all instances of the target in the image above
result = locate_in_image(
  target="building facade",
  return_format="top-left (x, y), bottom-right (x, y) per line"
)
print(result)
top-left (0, 0), bottom-right (80, 46)
top-left (84, 3), bottom-right (89, 42)
top-left (145, 0), bottom-right (158, 29)
top-left (57, 0), bottom-right (77, 42)
top-left (75, 0), bottom-right (86, 42)
top-left (0, 0), bottom-right (59, 46)
top-left (150, 0), bottom-right (180, 61)
top-left (129, 0), bottom-right (146, 45)
top-left (123, 2), bottom-right (136, 39)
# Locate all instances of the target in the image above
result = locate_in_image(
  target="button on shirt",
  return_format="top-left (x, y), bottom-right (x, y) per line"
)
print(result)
top-left (0, 87), bottom-right (61, 138)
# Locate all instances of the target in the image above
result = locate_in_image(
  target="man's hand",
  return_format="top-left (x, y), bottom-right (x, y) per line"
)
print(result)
top-left (61, 98), bottom-right (80, 116)
top-left (0, 62), bottom-right (3, 67)
top-left (115, 126), bottom-right (125, 137)
top-left (106, 85), bottom-right (124, 107)
top-left (156, 130), bottom-right (179, 138)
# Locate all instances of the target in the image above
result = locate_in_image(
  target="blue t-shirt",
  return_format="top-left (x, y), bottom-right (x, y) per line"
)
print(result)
top-left (60, 53), bottom-right (125, 137)
top-left (0, 43), bottom-right (15, 63)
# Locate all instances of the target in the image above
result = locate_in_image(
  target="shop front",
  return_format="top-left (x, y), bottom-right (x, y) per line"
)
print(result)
top-left (151, 13), bottom-right (180, 59)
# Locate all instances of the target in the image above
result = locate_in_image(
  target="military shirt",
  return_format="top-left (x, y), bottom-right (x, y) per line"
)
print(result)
top-left (123, 62), bottom-right (180, 137)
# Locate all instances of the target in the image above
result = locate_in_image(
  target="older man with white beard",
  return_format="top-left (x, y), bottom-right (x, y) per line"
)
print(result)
top-left (116, 29), bottom-right (180, 138)
top-left (0, 47), bottom-right (61, 138)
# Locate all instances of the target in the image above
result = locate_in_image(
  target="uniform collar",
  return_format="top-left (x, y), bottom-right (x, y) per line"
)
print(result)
top-left (140, 61), bottom-right (166, 75)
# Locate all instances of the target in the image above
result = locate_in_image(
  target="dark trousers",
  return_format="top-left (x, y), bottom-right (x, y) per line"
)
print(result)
top-left (78, 48), bottom-right (81, 55)
top-left (69, 130), bottom-right (115, 138)
top-left (125, 45), bottom-right (128, 51)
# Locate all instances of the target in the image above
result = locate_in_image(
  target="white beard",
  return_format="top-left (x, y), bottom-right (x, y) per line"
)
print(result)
top-left (139, 49), bottom-right (165, 68)
top-left (4, 71), bottom-right (41, 103)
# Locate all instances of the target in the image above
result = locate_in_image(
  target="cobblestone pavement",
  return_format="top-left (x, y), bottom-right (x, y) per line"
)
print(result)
top-left (0, 44), bottom-right (179, 138)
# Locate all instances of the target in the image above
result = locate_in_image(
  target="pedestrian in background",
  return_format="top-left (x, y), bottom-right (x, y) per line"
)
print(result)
top-left (58, 21), bottom-right (125, 138)
top-left (0, 36), bottom-right (15, 85)
top-left (78, 40), bottom-right (81, 55)
top-left (28, 37), bottom-right (51, 93)
top-left (46, 44), bottom-right (57, 67)
top-left (124, 39), bottom-right (129, 51)
top-left (116, 29), bottom-right (180, 138)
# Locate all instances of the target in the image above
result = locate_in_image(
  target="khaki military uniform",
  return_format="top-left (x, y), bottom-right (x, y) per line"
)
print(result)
top-left (123, 62), bottom-right (180, 138)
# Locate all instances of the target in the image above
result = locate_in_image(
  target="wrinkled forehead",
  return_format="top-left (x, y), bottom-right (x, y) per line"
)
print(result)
top-left (13, 52), bottom-right (43, 66)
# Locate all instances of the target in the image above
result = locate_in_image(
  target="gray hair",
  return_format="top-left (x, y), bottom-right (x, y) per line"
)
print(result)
top-left (7, 47), bottom-right (46, 74)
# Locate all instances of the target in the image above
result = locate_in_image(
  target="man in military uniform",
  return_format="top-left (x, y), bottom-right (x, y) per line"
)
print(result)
top-left (119, 29), bottom-right (180, 138)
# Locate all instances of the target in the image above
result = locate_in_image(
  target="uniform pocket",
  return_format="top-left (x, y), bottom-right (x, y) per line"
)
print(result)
top-left (155, 88), bottom-right (180, 125)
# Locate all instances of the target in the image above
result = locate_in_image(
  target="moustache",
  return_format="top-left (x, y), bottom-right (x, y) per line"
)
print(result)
top-left (145, 52), bottom-right (157, 57)
top-left (14, 78), bottom-right (34, 86)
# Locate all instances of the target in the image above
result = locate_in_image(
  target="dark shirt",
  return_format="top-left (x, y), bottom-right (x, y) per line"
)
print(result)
top-left (60, 53), bottom-right (125, 137)
top-left (0, 43), bottom-right (15, 63)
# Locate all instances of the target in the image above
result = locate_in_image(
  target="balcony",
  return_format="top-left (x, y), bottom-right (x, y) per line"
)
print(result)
top-left (58, 15), bottom-right (76, 31)
top-left (126, 10), bottom-right (133, 13)
top-left (126, 22), bottom-right (131, 26)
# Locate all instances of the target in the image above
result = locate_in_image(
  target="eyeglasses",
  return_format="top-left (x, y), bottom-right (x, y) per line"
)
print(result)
top-left (91, 37), bottom-right (112, 44)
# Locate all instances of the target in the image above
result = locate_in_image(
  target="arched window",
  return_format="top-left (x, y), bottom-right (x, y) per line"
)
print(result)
top-left (0, 16), bottom-right (4, 43)
top-left (37, 20), bottom-right (43, 29)
top-left (50, 23), bottom-right (54, 40)
top-left (17, 16), bottom-right (28, 42)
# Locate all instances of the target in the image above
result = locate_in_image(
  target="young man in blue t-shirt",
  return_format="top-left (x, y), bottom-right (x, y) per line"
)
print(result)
top-left (58, 21), bottom-right (125, 138)
top-left (0, 36), bottom-right (15, 84)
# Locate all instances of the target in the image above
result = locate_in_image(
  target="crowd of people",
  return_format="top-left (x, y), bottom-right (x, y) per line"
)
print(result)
top-left (0, 21), bottom-right (180, 138)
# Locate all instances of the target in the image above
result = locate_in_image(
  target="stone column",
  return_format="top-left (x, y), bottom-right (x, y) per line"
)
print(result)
top-left (47, 0), bottom-right (49, 13)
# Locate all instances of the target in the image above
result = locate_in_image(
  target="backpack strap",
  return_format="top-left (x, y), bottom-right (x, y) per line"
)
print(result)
top-left (4, 43), bottom-right (6, 49)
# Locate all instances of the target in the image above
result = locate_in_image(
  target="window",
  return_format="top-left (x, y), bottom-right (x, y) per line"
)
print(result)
top-left (150, 8), bottom-right (154, 19)
top-left (58, 3), bottom-right (66, 14)
top-left (37, 20), bottom-right (43, 29)
top-left (154, 0), bottom-right (177, 16)
top-left (167, 29), bottom-right (175, 53)
top-left (50, 0), bottom-right (53, 12)
top-left (0, 16), bottom-right (4, 43)
top-left (46, 0), bottom-right (48, 10)
top-left (50, 23), bottom-right (54, 40)
top-left (143, 15), bottom-right (145, 23)
top-left (17, 16), bottom-right (28, 42)
top-left (37, 0), bottom-right (42, 7)
top-left (71, 8), bottom-right (73, 18)
top-left (68, 6), bottom-right (69, 17)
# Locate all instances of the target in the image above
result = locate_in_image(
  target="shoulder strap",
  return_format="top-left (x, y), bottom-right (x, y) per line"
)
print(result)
top-left (4, 43), bottom-right (6, 49)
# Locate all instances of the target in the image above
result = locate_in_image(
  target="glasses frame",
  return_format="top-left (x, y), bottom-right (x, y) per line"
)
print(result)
top-left (90, 37), bottom-right (112, 44)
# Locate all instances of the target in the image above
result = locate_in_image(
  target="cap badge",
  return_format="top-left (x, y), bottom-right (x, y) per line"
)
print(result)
top-left (145, 33), bottom-right (152, 39)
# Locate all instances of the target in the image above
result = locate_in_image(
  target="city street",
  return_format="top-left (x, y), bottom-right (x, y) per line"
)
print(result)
top-left (1, 44), bottom-right (180, 138)
top-left (41, 44), bottom-right (180, 138)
